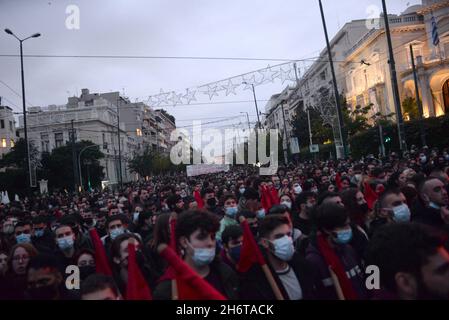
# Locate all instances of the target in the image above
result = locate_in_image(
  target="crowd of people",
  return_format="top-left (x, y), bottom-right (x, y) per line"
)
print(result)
top-left (0, 145), bottom-right (448, 300)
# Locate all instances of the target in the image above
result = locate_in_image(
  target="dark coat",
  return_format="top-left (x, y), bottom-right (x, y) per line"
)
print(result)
top-left (239, 249), bottom-right (321, 300)
top-left (153, 260), bottom-right (239, 300)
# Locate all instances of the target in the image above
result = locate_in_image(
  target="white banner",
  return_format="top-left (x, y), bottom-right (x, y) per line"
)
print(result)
top-left (186, 164), bottom-right (230, 177)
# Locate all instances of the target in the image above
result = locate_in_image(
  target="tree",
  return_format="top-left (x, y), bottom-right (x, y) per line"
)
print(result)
top-left (402, 97), bottom-right (420, 121)
top-left (128, 147), bottom-right (154, 178)
top-left (0, 138), bottom-right (40, 170)
top-left (39, 140), bottom-right (104, 192)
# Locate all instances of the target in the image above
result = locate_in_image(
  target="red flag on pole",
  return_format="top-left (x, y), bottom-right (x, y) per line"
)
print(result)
top-left (126, 242), bottom-right (152, 300)
top-left (193, 190), bottom-right (204, 209)
top-left (89, 228), bottom-right (112, 276)
top-left (363, 182), bottom-right (378, 210)
top-left (335, 172), bottom-right (342, 191)
top-left (237, 220), bottom-right (266, 273)
top-left (158, 245), bottom-right (226, 300)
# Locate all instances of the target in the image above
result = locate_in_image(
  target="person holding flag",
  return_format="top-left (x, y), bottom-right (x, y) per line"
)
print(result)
top-left (239, 215), bottom-right (320, 300)
top-left (153, 210), bottom-right (239, 300)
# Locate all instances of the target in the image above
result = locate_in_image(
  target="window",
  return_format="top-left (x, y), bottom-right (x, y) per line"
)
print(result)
top-left (0, 120), bottom-right (4, 129)
top-left (55, 132), bottom-right (64, 148)
top-left (10, 139), bottom-right (14, 147)
top-left (136, 128), bottom-right (142, 136)
top-left (41, 133), bottom-right (49, 152)
top-left (1, 138), bottom-right (6, 147)
top-left (9, 121), bottom-right (13, 132)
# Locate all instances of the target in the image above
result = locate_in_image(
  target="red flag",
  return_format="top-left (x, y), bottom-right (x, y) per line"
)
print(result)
top-left (126, 242), bottom-right (152, 300)
top-left (317, 232), bottom-right (358, 300)
top-left (169, 217), bottom-right (177, 252)
top-left (335, 172), bottom-right (342, 191)
top-left (89, 228), bottom-right (112, 276)
top-left (193, 190), bottom-right (204, 209)
top-left (269, 186), bottom-right (280, 206)
top-left (363, 182), bottom-right (378, 210)
top-left (159, 245), bottom-right (226, 300)
top-left (237, 220), bottom-right (266, 273)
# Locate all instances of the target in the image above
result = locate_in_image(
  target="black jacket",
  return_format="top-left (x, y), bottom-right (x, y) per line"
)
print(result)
top-left (32, 229), bottom-right (55, 254)
top-left (239, 250), bottom-right (320, 300)
top-left (412, 200), bottom-right (447, 230)
top-left (153, 259), bottom-right (239, 300)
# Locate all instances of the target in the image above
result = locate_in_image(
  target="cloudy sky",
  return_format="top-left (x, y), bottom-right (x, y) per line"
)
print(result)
top-left (0, 0), bottom-right (420, 149)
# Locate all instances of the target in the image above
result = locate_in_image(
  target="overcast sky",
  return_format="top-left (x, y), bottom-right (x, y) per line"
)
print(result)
top-left (0, 0), bottom-right (420, 150)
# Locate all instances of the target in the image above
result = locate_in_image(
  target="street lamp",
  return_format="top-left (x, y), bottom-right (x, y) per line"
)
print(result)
top-left (78, 144), bottom-right (100, 192)
top-left (239, 112), bottom-right (251, 131)
top-left (4, 28), bottom-right (41, 191)
top-left (242, 82), bottom-right (262, 129)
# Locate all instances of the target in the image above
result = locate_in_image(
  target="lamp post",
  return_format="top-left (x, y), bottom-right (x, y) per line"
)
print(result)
top-left (78, 144), bottom-right (99, 192)
top-left (240, 112), bottom-right (251, 131)
top-left (4, 28), bottom-right (41, 191)
top-left (242, 82), bottom-right (262, 129)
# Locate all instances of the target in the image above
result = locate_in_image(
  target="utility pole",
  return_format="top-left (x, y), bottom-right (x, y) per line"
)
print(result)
top-left (116, 97), bottom-right (123, 189)
top-left (382, 0), bottom-right (407, 152)
top-left (318, 0), bottom-right (347, 159)
top-left (280, 101), bottom-right (289, 165)
top-left (70, 119), bottom-right (79, 192)
top-left (409, 44), bottom-right (427, 147)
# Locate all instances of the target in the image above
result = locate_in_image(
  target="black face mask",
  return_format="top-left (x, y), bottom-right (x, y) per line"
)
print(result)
top-left (358, 203), bottom-right (369, 214)
top-left (174, 207), bottom-right (184, 214)
top-left (84, 218), bottom-right (93, 226)
top-left (206, 198), bottom-right (217, 208)
top-left (79, 266), bottom-right (96, 281)
top-left (26, 284), bottom-right (59, 300)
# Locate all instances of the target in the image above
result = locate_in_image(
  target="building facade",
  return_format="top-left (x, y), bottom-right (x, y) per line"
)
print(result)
top-left (18, 89), bottom-right (137, 185)
top-left (343, 2), bottom-right (449, 120)
top-left (0, 99), bottom-right (16, 159)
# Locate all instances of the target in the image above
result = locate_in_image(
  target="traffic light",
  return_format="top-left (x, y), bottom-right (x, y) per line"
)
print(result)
top-left (385, 136), bottom-right (391, 143)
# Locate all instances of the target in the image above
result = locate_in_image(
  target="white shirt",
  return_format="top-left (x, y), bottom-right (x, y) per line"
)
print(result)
top-left (276, 265), bottom-right (303, 300)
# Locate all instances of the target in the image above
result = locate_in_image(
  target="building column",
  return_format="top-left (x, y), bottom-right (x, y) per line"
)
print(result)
top-left (419, 72), bottom-right (435, 118)
top-left (433, 90), bottom-right (445, 116)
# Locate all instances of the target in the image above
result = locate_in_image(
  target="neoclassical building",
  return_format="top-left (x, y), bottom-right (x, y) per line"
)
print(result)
top-left (344, 1), bottom-right (449, 119)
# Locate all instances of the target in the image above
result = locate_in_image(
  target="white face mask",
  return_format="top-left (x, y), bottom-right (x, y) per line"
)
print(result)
top-left (281, 201), bottom-right (292, 209)
top-left (293, 185), bottom-right (302, 194)
top-left (270, 235), bottom-right (294, 261)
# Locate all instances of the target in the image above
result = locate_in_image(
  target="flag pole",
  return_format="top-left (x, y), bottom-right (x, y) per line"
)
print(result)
top-left (239, 218), bottom-right (284, 300)
top-left (169, 213), bottom-right (179, 300)
top-left (329, 267), bottom-right (345, 300)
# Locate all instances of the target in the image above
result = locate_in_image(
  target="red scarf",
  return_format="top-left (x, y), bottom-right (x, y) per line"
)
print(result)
top-left (316, 233), bottom-right (358, 300)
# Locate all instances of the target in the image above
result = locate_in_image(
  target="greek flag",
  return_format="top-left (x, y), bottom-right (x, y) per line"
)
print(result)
top-left (431, 15), bottom-right (440, 46)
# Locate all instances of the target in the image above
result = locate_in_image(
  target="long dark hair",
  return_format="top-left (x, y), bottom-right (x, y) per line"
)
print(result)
top-left (340, 188), bottom-right (368, 227)
top-left (147, 213), bottom-right (171, 250)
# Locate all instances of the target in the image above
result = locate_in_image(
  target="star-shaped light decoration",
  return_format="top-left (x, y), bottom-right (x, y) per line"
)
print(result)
top-left (156, 89), bottom-right (170, 106)
top-left (222, 79), bottom-right (239, 96)
top-left (182, 88), bottom-right (197, 104)
top-left (147, 96), bottom-right (159, 107)
top-left (202, 85), bottom-right (220, 100)
top-left (278, 66), bottom-right (293, 84)
top-left (170, 91), bottom-right (183, 106)
top-left (242, 75), bottom-right (256, 90)
top-left (258, 65), bottom-right (279, 84)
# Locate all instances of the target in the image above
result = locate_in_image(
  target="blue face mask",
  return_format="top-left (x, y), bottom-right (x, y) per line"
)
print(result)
top-left (334, 228), bottom-right (353, 244)
top-left (429, 202), bottom-right (441, 210)
top-left (16, 233), bottom-right (31, 244)
top-left (228, 245), bottom-right (241, 263)
top-left (34, 229), bottom-right (44, 238)
top-left (271, 235), bottom-right (294, 261)
top-left (392, 204), bottom-right (411, 222)
top-left (57, 236), bottom-right (74, 251)
top-left (239, 188), bottom-right (245, 194)
top-left (110, 227), bottom-right (124, 240)
top-left (225, 206), bottom-right (238, 217)
top-left (188, 243), bottom-right (215, 267)
top-left (257, 208), bottom-right (266, 219)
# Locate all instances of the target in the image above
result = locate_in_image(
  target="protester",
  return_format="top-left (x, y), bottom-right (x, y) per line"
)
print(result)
top-left (240, 215), bottom-right (320, 300)
top-left (153, 210), bottom-right (239, 300)
top-left (365, 223), bottom-right (449, 300)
